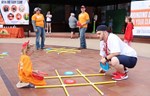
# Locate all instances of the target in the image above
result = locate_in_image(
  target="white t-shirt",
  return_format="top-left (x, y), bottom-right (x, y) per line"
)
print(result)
top-left (99, 41), bottom-right (106, 57)
top-left (46, 14), bottom-right (52, 22)
top-left (100, 33), bottom-right (137, 57)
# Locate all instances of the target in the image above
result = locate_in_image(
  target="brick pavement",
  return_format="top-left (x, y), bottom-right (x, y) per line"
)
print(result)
top-left (0, 37), bottom-right (150, 96)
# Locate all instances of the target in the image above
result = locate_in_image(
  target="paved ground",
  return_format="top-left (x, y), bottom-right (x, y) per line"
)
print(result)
top-left (0, 37), bottom-right (150, 58)
top-left (0, 37), bottom-right (150, 96)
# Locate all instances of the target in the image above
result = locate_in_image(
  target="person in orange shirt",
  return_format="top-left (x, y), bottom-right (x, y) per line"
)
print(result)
top-left (32, 7), bottom-right (46, 50)
top-left (78, 5), bottom-right (90, 49)
top-left (124, 16), bottom-right (134, 46)
top-left (16, 41), bottom-right (46, 88)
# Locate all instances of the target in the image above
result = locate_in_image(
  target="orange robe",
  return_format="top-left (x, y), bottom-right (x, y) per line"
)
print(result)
top-left (124, 22), bottom-right (134, 42)
top-left (18, 54), bottom-right (46, 86)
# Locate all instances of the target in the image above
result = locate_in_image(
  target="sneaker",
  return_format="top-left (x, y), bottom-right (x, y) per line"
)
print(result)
top-left (41, 47), bottom-right (46, 49)
top-left (16, 81), bottom-right (30, 88)
top-left (112, 73), bottom-right (128, 81)
top-left (36, 48), bottom-right (40, 50)
top-left (27, 83), bottom-right (35, 88)
top-left (112, 69), bottom-right (129, 76)
top-left (112, 71), bottom-right (120, 76)
top-left (20, 83), bottom-right (35, 88)
top-left (16, 81), bottom-right (35, 88)
top-left (124, 68), bottom-right (129, 73)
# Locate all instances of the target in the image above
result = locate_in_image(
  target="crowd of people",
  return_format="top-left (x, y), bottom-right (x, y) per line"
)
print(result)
top-left (16, 5), bottom-right (137, 88)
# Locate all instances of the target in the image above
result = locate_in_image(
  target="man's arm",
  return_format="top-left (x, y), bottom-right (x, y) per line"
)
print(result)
top-left (86, 19), bottom-right (90, 24)
top-left (100, 52), bottom-right (120, 64)
top-left (81, 20), bottom-right (90, 26)
top-left (31, 20), bottom-right (37, 32)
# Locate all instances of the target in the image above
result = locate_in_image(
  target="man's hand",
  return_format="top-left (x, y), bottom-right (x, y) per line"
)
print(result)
top-left (34, 29), bottom-right (37, 32)
top-left (99, 68), bottom-right (106, 73)
top-left (100, 57), bottom-right (107, 64)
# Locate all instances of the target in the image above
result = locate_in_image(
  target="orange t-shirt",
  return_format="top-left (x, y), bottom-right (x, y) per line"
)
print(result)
top-left (31, 14), bottom-right (45, 28)
top-left (78, 12), bottom-right (89, 28)
top-left (18, 55), bottom-right (46, 86)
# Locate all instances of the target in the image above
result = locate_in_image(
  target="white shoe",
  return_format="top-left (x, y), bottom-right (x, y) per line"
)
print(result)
top-left (16, 81), bottom-right (29, 88)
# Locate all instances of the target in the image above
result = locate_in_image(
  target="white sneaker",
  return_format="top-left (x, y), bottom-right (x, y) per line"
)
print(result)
top-left (16, 81), bottom-right (29, 88)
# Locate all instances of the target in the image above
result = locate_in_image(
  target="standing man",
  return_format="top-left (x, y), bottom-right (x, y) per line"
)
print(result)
top-left (78, 5), bottom-right (90, 49)
top-left (96, 25), bottom-right (137, 80)
top-left (32, 7), bottom-right (46, 50)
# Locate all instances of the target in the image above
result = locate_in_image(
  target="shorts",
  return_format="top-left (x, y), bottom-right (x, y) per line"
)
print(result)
top-left (46, 21), bottom-right (51, 23)
top-left (70, 28), bottom-right (76, 33)
top-left (116, 55), bottom-right (137, 68)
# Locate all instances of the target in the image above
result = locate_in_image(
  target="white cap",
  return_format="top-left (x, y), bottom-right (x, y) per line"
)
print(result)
top-left (34, 7), bottom-right (41, 12)
top-left (71, 13), bottom-right (75, 16)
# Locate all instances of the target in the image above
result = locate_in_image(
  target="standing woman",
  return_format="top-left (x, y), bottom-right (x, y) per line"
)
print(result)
top-left (46, 11), bottom-right (52, 33)
top-left (32, 7), bottom-right (46, 50)
top-left (124, 16), bottom-right (134, 46)
top-left (68, 13), bottom-right (77, 38)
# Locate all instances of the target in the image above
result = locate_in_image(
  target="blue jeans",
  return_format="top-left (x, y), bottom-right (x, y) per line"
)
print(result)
top-left (79, 28), bottom-right (87, 48)
top-left (36, 26), bottom-right (45, 49)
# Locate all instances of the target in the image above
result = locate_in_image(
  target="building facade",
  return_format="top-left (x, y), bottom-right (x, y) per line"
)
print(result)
top-left (28, 1), bottom-right (131, 33)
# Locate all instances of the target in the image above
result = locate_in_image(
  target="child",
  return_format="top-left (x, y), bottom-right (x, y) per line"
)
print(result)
top-left (124, 16), bottom-right (134, 46)
top-left (16, 41), bottom-right (46, 88)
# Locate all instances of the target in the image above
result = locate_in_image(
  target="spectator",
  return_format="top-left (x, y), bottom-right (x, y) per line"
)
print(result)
top-left (68, 13), bottom-right (77, 38)
top-left (124, 16), bottom-right (134, 46)
top-left (31, 7), bottom-right (46, 50)
top-left (78, 5), bottom-right (90, 49)
top-left (46, 11), bottom-right (52, 33)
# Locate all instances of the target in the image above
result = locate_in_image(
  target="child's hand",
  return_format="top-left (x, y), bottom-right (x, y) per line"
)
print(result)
top-left (32, 70), bottom-right (38, 74)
